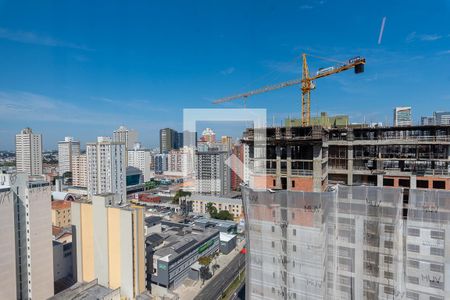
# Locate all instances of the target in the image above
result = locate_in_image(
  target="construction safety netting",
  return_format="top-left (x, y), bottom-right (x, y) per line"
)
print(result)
top-left (241, 185), bottom-right (450, 300)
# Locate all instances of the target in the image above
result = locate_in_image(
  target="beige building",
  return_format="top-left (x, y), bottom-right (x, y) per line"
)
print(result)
top-left (72, 154), bottom-right (87, 187)
top-left (187, 194), bottom-right (244, 220)
top-left (15, 127), bottom-right (43, 175)
top-left (51, 200), bottom-right (72, 228)
top-left (71, 194), bottom-right (146, 299)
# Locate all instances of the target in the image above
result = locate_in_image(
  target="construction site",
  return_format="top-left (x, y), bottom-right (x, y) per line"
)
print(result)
top-left (214, 53), bottom-right (450, 300)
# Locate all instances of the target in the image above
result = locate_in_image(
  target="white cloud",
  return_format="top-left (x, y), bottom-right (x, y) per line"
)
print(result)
top-left (0, 27), bottom-right (92, 50)
top-left (220, 67), bottom-right (235, 75)
top-left (406, 31), bottom-right (442, 42)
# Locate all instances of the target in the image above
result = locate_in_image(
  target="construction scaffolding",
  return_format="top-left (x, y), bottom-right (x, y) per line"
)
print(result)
top-left (242, 186), bottom-right (450, 300)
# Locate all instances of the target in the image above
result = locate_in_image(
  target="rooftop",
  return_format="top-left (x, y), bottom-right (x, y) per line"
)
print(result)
top-left (49, 279), bottom-right (119, 300)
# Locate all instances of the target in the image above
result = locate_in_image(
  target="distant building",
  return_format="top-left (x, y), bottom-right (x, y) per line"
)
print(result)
top-left (113, 125), bottom-right (138, 149)
top-left (51, 200), bottom-right (72, 228)
top-left (58, 137), bottom-right (81, 176)
top-left (86, 137), bottom-right (126, 204)
top-left (15, 127), bottom-right (43, 175)
top-left (187, 194), bottom-right (244, 221)
top-left (195, 147), bottom-right (231, 196)
top-left (0, 173), bottom-right (54, 299)
top-left (394, 106), bottom-right (412, 126)
top-left (126, 166), bottom-right (143, 186)
top-left (72, 154), bottom-right (87, 187)
top-left (421, 111), bottom-right (450, 125)
top-left (128, 143), bottom-right (152, 182)
top-left (154, 153), bottom-right (168, 174)
top-left (200, 128), bottom-right (216, 143)
top-left (167, 147), bottom-right (194, 175)
top-left (220, 136), bottom-right (233, 151)
top-left (71, 194), bottom-right (146, 299)
top-left (159, 128), bottom-right (178, 154)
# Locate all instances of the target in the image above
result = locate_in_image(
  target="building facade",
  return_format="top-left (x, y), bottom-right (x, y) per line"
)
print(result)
top-left (57, 137), bottom-right (81, 176)
top-left (86, 137), bottom-right (126, 204)
top-left (160, 128), bottom-right (178, 154)
top-left (187, 194), bottom-right (244, 220)
top-left (242, 185), bottom-right (450, 300)
top-left (195, 147), bottom-right (231, 196)
top-left (154, 153), bottom-right (169, 174)
top-left (51, 200), bottom-right (72, 228)
top-left (394, 106), bottom-right (412, 126)
top-left (71, 194), bottom-right (146, 299)
top-left (421, 111), bottom-right (450, 126)
top-left (72, 154), bottom-right (87, 187)
top-left (113, 125), bottom-right (138, 149)
top-left (128, 143), bottom-right (152, 182)
top-left (0, 173), bottom-right (54, 300)
top-left (150, 228), bottom-right (219, 289)
top-left (15, 127), bottom-right (43, 175)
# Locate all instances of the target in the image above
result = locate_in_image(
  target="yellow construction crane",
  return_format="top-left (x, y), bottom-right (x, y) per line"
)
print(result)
top-left (213, 53), bottom-right (366, 126)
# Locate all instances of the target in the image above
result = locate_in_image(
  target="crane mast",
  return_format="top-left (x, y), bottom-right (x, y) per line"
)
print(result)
top-left (213, 53), bottom-right (366, 126)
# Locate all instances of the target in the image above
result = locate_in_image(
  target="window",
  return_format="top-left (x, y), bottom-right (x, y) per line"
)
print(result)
top-left (407, 244), bottom-right (419, 253)
top-left (417, 180), bottom-right (429, 188)
top-left (293, 229), bottom-right (296, 236)
top-left (292, 180), bottom-right (295, 188)
top-left (408, 260), bottom-right (419, 269)
top-left (433, 180), bottom-right (445, 189)
top-left (384, 271), bottom-right (393, 280)
top-left (271, 226), bottom-right (275, 233)
top-left (384, 241), bottom-right (393, 249)
top-left (383, 178), bottom-right (394, 186)
top-left (408, 228), bottom-right (420, 237)
top-left (272, 241), bottom-right (275, 248)
top-left (407, 276), bottom-right (419, 284)
top-left (384, 256), bottom-right (393, 264)
top-left (430, 247), bottom-right (444, 257)
top-left (273, 179), bottom-right (276, 187)
top-left (431, 230), bottom-right (444, 240)
top-left (293, 245), bottom-right (296, 252)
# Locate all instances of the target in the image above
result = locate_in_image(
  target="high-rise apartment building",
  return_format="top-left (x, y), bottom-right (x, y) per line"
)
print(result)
top-left (195, 147), bottom-right (230, 196)
top-left (57, 137), bottom-right (81, 176)
top-left (154, 153), bottom-right (168, 174)
top-left (128, 143), bottom-right (152, 182)
top-left (15, 127), bottom-right (43, 175)
top-left (221, 136), bottom-right (233, 152)
top-left (394, 106), bottom-right (412, 126)
top-left (71, 194), bottom-right (146, 299)
top-left (0, 173), bottom-right (54, 299)
top-left (86, 137), bottom-right (126, 204)
top-left (159, 128), bottom-right (178, 154)
top-left (72, 154), bottom-right (87, 187)
top-left (167, 147), bottom-right (194, 175)
top-left (113, 125), bottom-right (138, 149)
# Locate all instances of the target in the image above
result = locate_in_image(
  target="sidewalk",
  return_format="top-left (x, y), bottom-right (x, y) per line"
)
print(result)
top-left (172, 238), bottom-right (246, 300)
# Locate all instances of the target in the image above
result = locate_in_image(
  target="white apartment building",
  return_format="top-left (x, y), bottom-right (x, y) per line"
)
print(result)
top-left (195, 148), bottom-right (230, 196)
top-left (57, 137), bottom-right (81, 176)
top-left (187, 194), bottom-right (244, 220)
top-left (113, 125), bottom-right (138, 149)
top-left (86, 137), bottom-right (126, 204)
top-left (15, 127), bottom-right (43, 175)
top-left (0, 173), bottom-right (54, 300)
top-left (168, 147), bottom-right (194, 175)
top-left (72, 154), bottom-right (87, 187)
top-left (128, 143), bottom-right (152, 182)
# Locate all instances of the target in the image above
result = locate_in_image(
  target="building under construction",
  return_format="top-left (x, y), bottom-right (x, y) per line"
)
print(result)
top-left (240, 124), bottom-right (450, 300)
top-left (242, 124), bottom-right (450, 193)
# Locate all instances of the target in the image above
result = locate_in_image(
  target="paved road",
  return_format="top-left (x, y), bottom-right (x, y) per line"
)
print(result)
top-left (194, 253), bottom-right (246, 300)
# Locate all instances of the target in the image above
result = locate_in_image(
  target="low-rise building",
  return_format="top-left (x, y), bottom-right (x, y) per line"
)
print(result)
top-left (187, 194), bottom-right (244, 220)
top-left (219, 232), bottom-right (237, 254)
top-left (149, 228), bottom-right (219, 289)
top-left (51, 200), bottom-right (72, 227)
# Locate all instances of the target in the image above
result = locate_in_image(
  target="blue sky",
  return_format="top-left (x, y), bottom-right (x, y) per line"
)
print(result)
top-left (1, 0), bottom-right (450, 150)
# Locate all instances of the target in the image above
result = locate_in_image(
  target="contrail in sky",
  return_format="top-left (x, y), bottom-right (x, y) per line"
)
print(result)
top-left (378, 16), bottom-right (387, 45)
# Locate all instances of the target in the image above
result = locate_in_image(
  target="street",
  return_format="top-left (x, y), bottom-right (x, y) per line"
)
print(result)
top-left (194, 253), bottom-right (246, 300)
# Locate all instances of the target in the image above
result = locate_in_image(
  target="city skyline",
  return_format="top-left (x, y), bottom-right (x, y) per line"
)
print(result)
top-left (1, 1), bottom-right (450, 149)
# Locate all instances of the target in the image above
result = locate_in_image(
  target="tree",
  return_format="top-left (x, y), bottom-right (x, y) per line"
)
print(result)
top-left (198, 255), bottom-right (213, 284)
top-left (206, 202), bottom-right (218, 218)
top-left (216, 210), bottom-right (234, 221)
